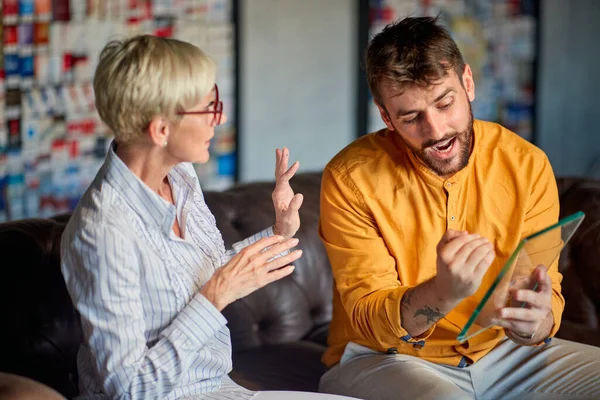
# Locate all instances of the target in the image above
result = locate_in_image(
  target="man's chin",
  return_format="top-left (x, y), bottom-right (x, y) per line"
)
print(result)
top-left (421, 156), bottom-right (464, 177)
top-left (422, 139), bottom-right (471, 177)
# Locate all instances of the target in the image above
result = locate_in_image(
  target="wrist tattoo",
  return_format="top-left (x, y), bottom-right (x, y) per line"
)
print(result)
top-left (401, 289), bottom-right (415, 309)
top-left (400, 289), bottom-right (415, 328)
top-left (414, 305), bottom-right (444, 324)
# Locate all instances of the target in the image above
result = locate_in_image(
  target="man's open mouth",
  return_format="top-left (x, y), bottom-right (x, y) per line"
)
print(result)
top-left (430, 137), bottom-right (456, 154)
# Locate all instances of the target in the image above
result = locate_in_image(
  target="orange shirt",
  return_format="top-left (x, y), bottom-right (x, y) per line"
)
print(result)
top-left (319, 119), bottom-right (564, 368)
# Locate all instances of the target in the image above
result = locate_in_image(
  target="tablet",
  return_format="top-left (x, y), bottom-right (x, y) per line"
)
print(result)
top-left (456, 211), bottom-right (585, 343)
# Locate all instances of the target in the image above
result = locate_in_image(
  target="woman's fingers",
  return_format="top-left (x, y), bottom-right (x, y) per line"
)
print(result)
top-left (280, 161), bottom-right (300, 182)
top-left (262, 265), bottom-right (296, 286)
top-left (252, 237), bottom-right (300, 264)
top-left (220, 234), bottom-right (303, 302)
top-left (264, 249), bottom-right (303, 272)
top-left (243, 235), bottom-right (287, 257)
top-left (275, 148), bottom-right (288, 178)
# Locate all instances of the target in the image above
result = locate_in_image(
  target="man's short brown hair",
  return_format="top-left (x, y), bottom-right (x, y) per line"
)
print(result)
top-left (365, 16), bottom-right (466, 106)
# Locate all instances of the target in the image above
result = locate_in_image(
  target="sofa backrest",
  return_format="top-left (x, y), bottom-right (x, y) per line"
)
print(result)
top-left (554, 178), bottom-right (600, 346)
top-left (0, 217), bottom-right (82, 398)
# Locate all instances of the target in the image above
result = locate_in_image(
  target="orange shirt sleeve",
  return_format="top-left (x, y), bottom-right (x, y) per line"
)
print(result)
top-left (319, 165), bottom-right (435, 347)
top-left (522, 155), bottom-right (564, 341)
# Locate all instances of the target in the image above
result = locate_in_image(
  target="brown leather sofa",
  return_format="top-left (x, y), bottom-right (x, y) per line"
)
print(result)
top-left (0, 172), bottom-right (599, 399)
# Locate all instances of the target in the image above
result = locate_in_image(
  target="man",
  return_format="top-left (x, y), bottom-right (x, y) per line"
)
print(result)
top-left (318, 17), bottom-right (600, 400)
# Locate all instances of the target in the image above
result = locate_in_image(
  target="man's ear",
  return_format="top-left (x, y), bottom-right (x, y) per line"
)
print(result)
top-left (462, 64), bottom-right (476, 102)
top-left (376, 102), bottom-right (395, 132)
top-left (147, 116), bottom-right (170, 147)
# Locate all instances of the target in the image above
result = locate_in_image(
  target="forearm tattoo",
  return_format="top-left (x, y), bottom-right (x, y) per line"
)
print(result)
top-left (414, 305), bottom-right (444, 324)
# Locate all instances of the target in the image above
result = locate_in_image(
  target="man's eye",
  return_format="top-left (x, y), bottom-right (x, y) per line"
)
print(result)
top-left (403, 115), bottom-right (419, 124)
top-left (439, 101), bottom-right (453, 110)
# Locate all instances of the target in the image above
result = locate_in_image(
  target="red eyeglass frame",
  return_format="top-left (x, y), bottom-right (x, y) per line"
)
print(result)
top-left (176, 84), bottom-right (223, 125)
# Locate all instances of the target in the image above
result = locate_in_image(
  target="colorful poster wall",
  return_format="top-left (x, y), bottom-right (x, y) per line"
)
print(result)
top-left (0, 0), bottom-right (237, 221)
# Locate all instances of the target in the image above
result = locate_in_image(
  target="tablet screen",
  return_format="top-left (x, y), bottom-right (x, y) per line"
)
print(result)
top-left (457, 211), bottom-right (585, 343)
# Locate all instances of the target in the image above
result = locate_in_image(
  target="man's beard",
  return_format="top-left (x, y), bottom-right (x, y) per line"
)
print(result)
top-left (399, 105), bottom-right (474, 177)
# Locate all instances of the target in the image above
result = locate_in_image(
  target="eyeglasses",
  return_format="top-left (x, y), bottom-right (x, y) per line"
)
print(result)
top-left (177, 84), bottom-right (223, 125)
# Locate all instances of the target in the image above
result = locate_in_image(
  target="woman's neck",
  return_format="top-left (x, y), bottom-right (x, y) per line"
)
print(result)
top-left (115, 141), bottom-right (174, 196)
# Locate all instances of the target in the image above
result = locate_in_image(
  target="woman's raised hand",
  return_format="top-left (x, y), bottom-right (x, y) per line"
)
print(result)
top-left (200, 235), bottom-right (302, 311)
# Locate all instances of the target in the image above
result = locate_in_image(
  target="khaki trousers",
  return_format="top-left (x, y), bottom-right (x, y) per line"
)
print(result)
top-left (319, 338), bottom-right (600, 400)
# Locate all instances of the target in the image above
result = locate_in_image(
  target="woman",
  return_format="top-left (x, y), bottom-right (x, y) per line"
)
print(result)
top-left (60, 35), bottom-right (304, 399)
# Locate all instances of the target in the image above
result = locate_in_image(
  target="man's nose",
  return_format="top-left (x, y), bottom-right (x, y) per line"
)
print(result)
top-left (423, 112), bottom-right (446, 140)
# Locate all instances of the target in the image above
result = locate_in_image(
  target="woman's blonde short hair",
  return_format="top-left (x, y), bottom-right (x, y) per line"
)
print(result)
top-left (93, 34), bottom-right (216, 144)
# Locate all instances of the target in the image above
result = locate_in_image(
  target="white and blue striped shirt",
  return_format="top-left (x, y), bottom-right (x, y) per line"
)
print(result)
top-left (61, 144), bottom-right (270, 399)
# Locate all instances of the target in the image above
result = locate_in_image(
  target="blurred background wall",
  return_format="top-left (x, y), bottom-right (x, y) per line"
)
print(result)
top-left (536, 0), bottom-right (600, 178)
top-left (239, 0), bottom-right (356, 182)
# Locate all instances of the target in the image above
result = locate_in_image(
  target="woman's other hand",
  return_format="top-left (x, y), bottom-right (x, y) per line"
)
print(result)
top-left (200, 235), bottom-right (302, 310)
top-left (272, 147), bottom-right (303, 239)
